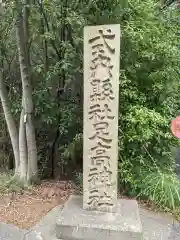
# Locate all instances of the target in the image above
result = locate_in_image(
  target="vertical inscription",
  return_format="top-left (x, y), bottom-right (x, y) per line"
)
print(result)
top-left (83, 25), bottom-right (120, 212)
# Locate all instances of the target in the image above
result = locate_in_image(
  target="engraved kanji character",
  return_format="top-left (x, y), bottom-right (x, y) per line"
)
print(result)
top-left (99, 165), bottom-right (112, 186)
top-left (90, 92), bottom-right (101, 102)
top-left (89, 35), bottom-right (101, 44)
top-left (89, 29), bottom-right (115, 77)
top-left (90, 55), bottom-right (110, 70)
top-left (99, 29), bottom-right (115, 54)
top-left (91, 155), bottom-right (111, 168)
top-left (92, 43), bottom-right (104, 56)
top-left (89, 122), bottom-right (111, 144)
top-left (92, 122), bottom-right (109, 136)
top-left (88, 104), bottom-right (114, 121)
top-left (101, 78), bottom-right (115, 101)
top-left (95, 148), bottom-right (106, 155)
top-left (88, 166), bottom-right (112, 189)
top-left (98, 191), bottom-right (113, 207)
top-left (101, 104), bottom-right (115, 120)
top-left (88, 104), bottom-right (101, 120)
top-left (88, 167), bottom-right (99, 184)
top-left (90, 79), bottom-right (101, 102)
top-left (87, 189), bottom-right (100, 207)
top-left (90, 54), bottom-right (113, 79)
top-left (89, 28), bottom-right (115, 54)
top-left (91, 140), bottom-right (111, 152)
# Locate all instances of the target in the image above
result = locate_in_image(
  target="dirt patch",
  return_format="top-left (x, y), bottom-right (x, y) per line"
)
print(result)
top-left (0, 180), bottom-right (73, 229)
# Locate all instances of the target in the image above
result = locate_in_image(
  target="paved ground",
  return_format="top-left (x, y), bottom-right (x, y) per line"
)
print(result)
top-left (140, 208), bottom-right (179, 239)
top-left (0, 205), bottom-right (180, 240)
top-left (0, 223), bottom-right (26, 240)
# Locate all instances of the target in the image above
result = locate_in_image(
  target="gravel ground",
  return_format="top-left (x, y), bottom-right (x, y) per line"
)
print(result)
top-left (0, 180), bottom-right (73, 229)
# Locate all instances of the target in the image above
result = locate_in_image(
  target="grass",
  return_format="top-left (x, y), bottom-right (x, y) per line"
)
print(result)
top-left (137, 170), bottom-right (180, 221)
top-left (138, 171), bottom-right (180, 209)
top-left (0, 170), bottom-right (25, 194)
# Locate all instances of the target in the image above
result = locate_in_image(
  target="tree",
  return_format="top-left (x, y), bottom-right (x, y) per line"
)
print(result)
top-left (0, 1), bottom-right (20, 174)
top-left (16, 0), bottom-right (37, 183)
top-left (0, 50), bottom-right (20, 174)
top-left (0, 0), bottom-right (38, 184)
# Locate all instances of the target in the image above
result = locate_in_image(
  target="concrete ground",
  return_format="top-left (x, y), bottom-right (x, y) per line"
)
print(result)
top-left (139, 208), bottom-right (179, 240)
top-left (0, 204), bottom-right (180, 240)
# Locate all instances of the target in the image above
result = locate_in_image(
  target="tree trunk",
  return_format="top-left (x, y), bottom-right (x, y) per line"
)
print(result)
top-left (19, 107), bottom-right (27, 182)
top-left (26, 114), bottom-right (37, 182)
top-left (0, 57), bottom-right (20, 174)
top-left (23, 0), bottom-right (30, 67)
top-left (16, 0), bottom-right (38, 183)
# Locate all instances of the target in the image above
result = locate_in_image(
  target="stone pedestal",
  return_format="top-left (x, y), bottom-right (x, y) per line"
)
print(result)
top-left (56, 195), bottom-right (143, 240)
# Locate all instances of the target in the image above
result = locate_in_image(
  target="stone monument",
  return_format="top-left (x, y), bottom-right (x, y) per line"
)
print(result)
top-left (56, 24), bottom-right (143, 240)
top-left (83, 24), bottom-right (119, 213)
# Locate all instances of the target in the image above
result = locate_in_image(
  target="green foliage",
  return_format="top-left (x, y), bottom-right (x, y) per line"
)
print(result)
top-left (118, 0), bottom-right (180, 199)
top-left (58, 132), bottom-right (83, 176)
top-left (0, 171), bottom-right (25, 193)
top-left (62, 133), bottom-right (83, 161)
top-left (138, 170), bottom-right (180, 210)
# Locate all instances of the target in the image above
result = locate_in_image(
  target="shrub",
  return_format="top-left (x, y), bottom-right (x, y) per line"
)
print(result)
top-left (138, 170), bottom-right (180, 210)
top-left (0, 171), bottom-right (25, 193)
top-left (118, 0), bottom-right (180, 197)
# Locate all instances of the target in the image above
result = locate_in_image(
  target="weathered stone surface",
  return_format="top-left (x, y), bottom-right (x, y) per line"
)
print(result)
top-left (30, 205), bottom-right (63, 240)
top-left (0, 222), bottom-right (27, 240)
top-left (56, 195), bottom-right (142, 240)
top-left (139, 208), bottom-right (173, 240)
top-left (24, 231), bottom-right (43, 240)
top-left (168, 223), bottom-right (180, 240)
top-left (83, 24), bottom-right (120, 212)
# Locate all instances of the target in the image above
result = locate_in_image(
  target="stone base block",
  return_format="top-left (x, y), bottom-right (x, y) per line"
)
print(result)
top-left (56, 195), bottom-right (143, 240)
